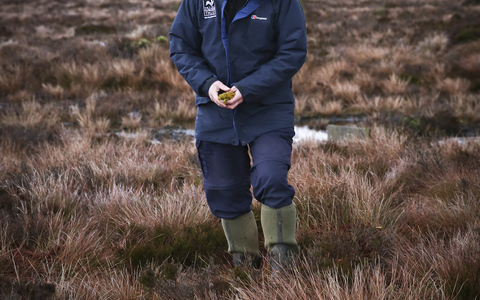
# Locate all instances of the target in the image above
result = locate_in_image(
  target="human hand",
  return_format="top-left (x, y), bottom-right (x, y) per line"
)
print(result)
top-left (208, 80), bottom-right (230, 108)
top-left (224, 86), bottom-right (243, 110)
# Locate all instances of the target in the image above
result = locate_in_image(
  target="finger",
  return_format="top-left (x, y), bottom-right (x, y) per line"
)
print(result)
top-left (225, 92), bottom-right (242, 106)
top-left (209, 86), bottom-right (218, 100)
top-left (231, 86), bottom-right (242, 96)
top-left (215, 98), bottom-right (227, 108)
top-left (229, 92), bottom-right (242, 103)
top-left (210, 92), bottom-right (223, 106)
top-left (211, 92), bottom-right (219, 102)
top-left (225, 98), bottom-right (243, 109)
top-left (217, 82), bottom-right (231, 92)
top-left (226, 100), bottom-right (242, 110)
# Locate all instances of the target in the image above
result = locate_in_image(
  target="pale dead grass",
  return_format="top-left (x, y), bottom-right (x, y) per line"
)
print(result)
top-left (111, 59), bottom-right (142, 87)
top-left (397, 227), bottom-right (480, 298)
top-left (121, 112), bottom-right (142, 129)
top-left (37, 261), bottom-right (146, 300)
top-left (0, 64), bottom-right (25, 96)
top-left (382, 74), bottom-right (409, 95)
top-left (139, 44), bottom-right (191, 94)
top-left (7, 90), bottom-right (32, 103)
top-left (374, 60), bottom-right (403, 78)
top-left (316, 60), bottom-right (354, 84)
top-left (55, 62), bottom-right (110, 97)
top-left (437, 78), bottom-right (471, 96)
top-left (0, 221), bottom-right (14, 270)
top-left (354, 73), bottom-right (375, 93)
top-left (148, 96), bottom-right (196, 126)
top-left (295, 95), bottom-right (343, 116)
top-left (1, 0), bottom-right (480, 298)
top-left (70, 93), bottom-right (111, 136)
top-left (314, 100), bottom-right (343, 116)
top-left (294, 95), bottom-right (309, 116)
top-left (293, 54), bottom-right (317, 94)
top-left (346, 45), bottom-right (390, 63)
top-left (2, 123), bottom-right (480, 298)
top-left (235, 258), bottom-right (446, 300)
top-left (93, 183), bottom-right (211, 230)
top-left (292, 127), bottom-right (408, 228)
top-left (458, 53), bottom-right (480, 74)
top-left (449, 94), bottom-right (480, 119)
top-left (357, 96), bottom-right (405, 113)
top-left (1, 124), bottom-right (206, 296)
top-left (1, 98), bottom-right (60, 130)
top-left (42, 83), bottom-right (65, 100)
top-left (329, 81), bottom-right (360, 104)
top-left (417, 33), bottom-right (449, 57)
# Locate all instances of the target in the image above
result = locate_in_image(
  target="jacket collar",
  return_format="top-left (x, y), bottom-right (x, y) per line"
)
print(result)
top-left (222, 0), bottom-right (268, 23)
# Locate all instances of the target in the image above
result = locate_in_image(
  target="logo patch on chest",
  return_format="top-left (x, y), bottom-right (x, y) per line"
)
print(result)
top-left (203, 0), bottom-right (216, 19)
top-left (251, 15), bottom-right (267, 20)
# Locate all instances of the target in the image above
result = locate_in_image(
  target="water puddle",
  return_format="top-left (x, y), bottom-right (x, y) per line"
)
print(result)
top-left (436, 137), bottom-right (480, 146)
top-left (156, 127), bottom-right (195, 139)
top-left (295, 115), bottom-right (367, 127)
top-left (115, 126), bottom-right (195, 144)
top-left (116, 126), bottom-right (328, 145)
top-left (293, 125), bottom-right (328, 144)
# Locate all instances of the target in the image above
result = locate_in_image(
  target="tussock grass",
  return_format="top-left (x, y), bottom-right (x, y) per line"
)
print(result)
top-left (2, 121), bottom-right (480, 298)
top-left (235, 258), bottom-right (447, 300)
top-left (1, 0), bottom-right (480, 298)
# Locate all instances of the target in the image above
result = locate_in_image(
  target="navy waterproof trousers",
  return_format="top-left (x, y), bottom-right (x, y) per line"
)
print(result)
top-left (196, 128), bottom-right (295, 219)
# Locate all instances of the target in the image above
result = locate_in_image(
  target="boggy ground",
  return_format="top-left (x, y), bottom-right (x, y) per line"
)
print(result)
top-left (1, 0), bottom-right (480, 299)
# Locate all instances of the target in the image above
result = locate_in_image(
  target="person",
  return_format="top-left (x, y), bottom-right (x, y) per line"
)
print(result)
top-left (169, 0), bottom-right (307, 270)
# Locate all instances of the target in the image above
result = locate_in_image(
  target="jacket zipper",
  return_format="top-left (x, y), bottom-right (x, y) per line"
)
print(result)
top-left (223, 0), bottom-right (248, 144)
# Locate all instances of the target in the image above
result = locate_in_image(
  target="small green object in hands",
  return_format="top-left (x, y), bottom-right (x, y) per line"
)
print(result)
top-left (218, 91), bottom-right (235, 104)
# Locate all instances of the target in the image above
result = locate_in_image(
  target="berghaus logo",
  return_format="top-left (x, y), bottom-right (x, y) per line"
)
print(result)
top-left (251, 15), bottom-right (267, 20)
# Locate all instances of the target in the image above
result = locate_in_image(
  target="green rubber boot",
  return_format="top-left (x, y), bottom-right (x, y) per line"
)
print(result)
top-left (261, 203), bottom-right (298, 273)
top-left (221, 211), bottom-right (261, 268)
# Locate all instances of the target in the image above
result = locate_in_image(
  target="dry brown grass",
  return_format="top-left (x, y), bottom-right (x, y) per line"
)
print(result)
top-left (1, 0), bottom-right (480, 298)
top-left (1, 98), bottom-right (60, 130)
top-left (70, 93), bottom-right (111, 136)
top-left (234, 259), bottom-right (446, 300)
top-left (2, 120), bottom-right (480, 298)
top-left (330, 81), bottom-right (360, 104)
top-left (382, 74), bottom-right (409, 95)
top-left (458, 53), bottom-right (480, 74)
top-left (437, 78), bottom-right (471, 96)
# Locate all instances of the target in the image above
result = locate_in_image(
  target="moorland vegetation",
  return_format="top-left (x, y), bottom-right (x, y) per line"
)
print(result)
top-left (1, 0), bottom-right (480, 298)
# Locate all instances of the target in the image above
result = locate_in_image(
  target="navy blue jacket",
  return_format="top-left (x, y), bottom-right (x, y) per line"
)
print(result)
top-left (169, 0), bottom-right (307, 146)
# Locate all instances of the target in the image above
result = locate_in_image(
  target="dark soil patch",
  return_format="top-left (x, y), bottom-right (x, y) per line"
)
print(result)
top-left (13, 281), bottom-right (56, 300)
top-left (453, 25), bottom-right (480, 44)
top-left (75, 24), bottom-right (117, 36)
top-left (0, 125), bottom-right (57, 151)
top-left (121, 223), bottom-right (228, 268)
top-left (462, 0), bottom-right (480, 5)
top-left (0, 24), bottom-right (13, 38)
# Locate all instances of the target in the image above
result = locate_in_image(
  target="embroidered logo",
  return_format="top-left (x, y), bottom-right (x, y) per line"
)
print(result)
top-left (251, 15), bottom-right (267, 20)
top-left (203, 0), bottom-right (216, 19)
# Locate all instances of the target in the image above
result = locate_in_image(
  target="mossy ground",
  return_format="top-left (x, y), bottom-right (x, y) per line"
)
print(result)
top-left (122, 223), bottom-right (227, 268)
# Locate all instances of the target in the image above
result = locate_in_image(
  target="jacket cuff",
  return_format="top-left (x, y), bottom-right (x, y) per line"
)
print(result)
top-left (234, 84), bottom-right (247, 103)
top-left (200, 77), bottom-right (218, 97)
